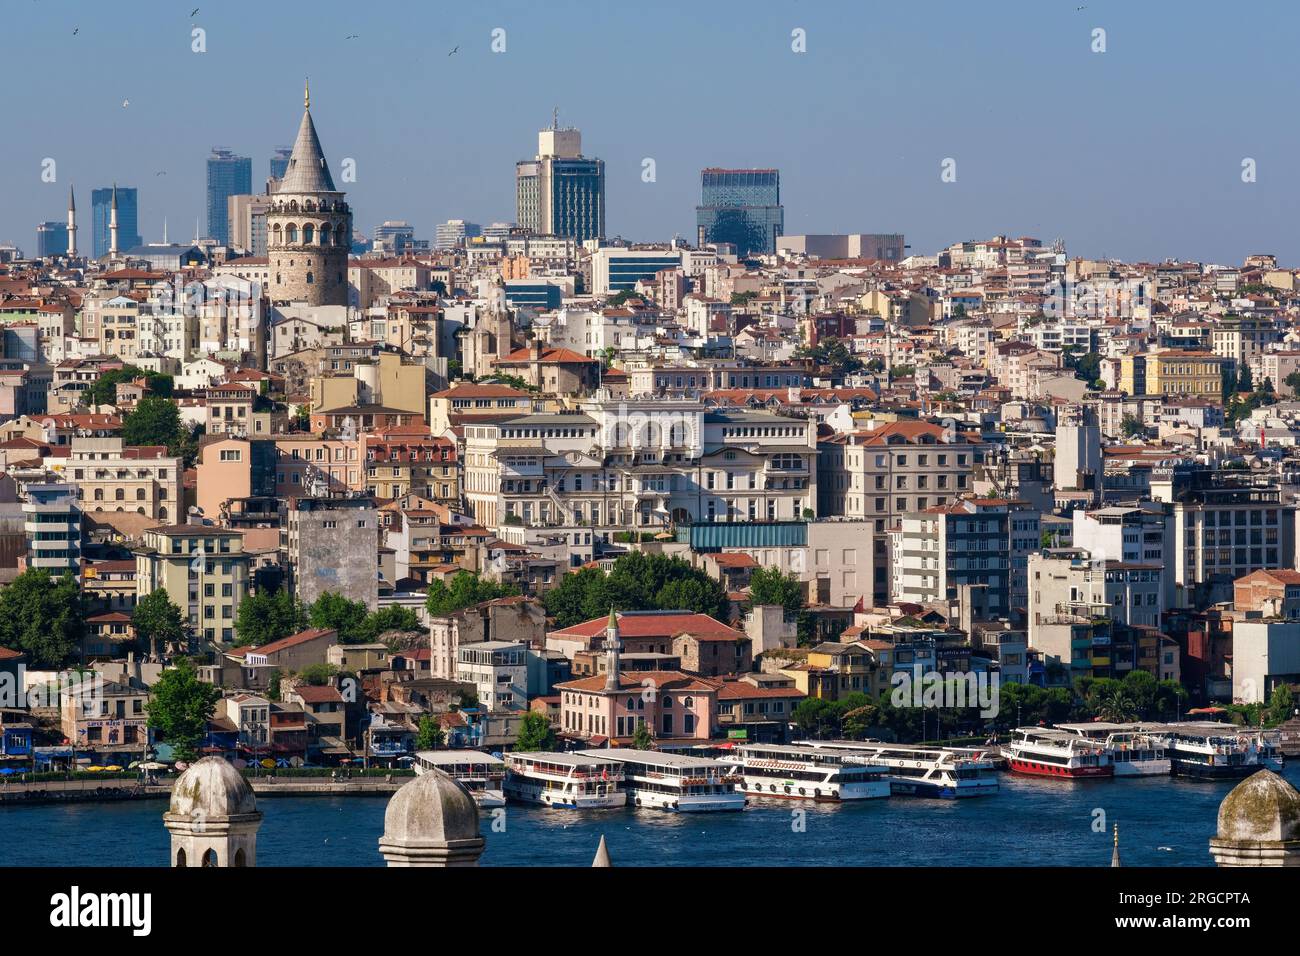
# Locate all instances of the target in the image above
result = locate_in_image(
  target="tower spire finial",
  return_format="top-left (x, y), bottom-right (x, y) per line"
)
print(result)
top-left (304, 77), bottom-right (310, 110)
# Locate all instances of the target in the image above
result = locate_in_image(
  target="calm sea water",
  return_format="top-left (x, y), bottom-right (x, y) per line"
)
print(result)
top-left (4, 765), bottom-right (1296, 867)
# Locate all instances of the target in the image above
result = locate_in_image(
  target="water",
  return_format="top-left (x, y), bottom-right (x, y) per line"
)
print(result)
top-left (7, 763), bottom-right (1296, 867)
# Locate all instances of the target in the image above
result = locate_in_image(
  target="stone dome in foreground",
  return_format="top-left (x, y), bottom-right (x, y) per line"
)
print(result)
top-left (378, 768), bottom-right (485, 866)
top-left (168, 756), bottom-right (257, 819)
top-left (1216, 769), bottom-right (1300, 843)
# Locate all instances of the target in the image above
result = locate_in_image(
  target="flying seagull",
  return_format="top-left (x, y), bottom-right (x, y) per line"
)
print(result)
top-left (121, 99), bottom-right (130, 108)
top-left (190, 7), bottom-right (199, 15)
top-left (345, 33), bottom-right (359, 40)
top-left (448, 45), bottom-right (458, 56)
top-left (72, 27), bottom-right (78, 35)
top-left (155, 170), bottom-right (167, 176)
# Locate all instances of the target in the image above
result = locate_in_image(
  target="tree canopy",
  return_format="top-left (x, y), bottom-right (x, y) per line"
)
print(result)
top-left (146, 657), bottom-right (221, 761)
top-left (81, 365), bottom-right (173, 408)
top-left (0, 569), bottom-right (85, 668)
top-left (515, 711), bottom-right (558, 751)
top-left (233, 590), bottom-right (307, 647)
top-left (133, 588), bottom-right (187, 659)
top-left (425, 571), bottom-right (518, 617)
top-left (543, 551), bottom-right (729, 629)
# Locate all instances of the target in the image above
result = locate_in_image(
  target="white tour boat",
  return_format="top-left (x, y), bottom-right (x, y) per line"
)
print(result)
top-left (798, 741), bottom-right (1001, 798)
top-left (579, 749), bottom-right (746, 812)
top-left (720, 742), bottom-right (891, 801)
top-left (412, 750), bottom-right (507, 807)
top-left (1143, 722), bottom-right (1283, 779)
top-left (1002, 727), bottom-right (1114, 779)
top-left (503, 751), bottom-right (627, 809)
top-left (1055, 722), bottom-right (1171, 777)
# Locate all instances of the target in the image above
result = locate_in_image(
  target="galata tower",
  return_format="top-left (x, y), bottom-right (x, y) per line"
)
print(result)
top-left (266, 81), bottom-right (351, 306)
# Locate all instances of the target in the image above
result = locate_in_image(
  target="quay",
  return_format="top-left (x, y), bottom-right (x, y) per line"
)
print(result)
top-left (0, 775), bottom-right (407, 806)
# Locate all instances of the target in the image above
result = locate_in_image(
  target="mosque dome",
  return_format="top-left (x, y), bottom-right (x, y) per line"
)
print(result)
top-left (1216, 769), bottom-right (1300, 844)
top-left (168, 757), bottom-right (258, 819)
top-left (381, 769), bottom-right (482, 849)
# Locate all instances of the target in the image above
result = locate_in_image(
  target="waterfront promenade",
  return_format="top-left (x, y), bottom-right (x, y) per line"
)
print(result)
top-left (0, 774), bottom-right (408, 805)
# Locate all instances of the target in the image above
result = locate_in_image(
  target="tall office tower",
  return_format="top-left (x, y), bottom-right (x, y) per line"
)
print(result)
top-left (91, 186), bottom-right (141, 258)
top-left (435, 219), bottom-right (481, 249)
top-left (266, 81), bottom-right (351, 306)
top-left (695, 168), bottom-right (784, 256)
top-left (372, 220), bottom-right (415, 254)
top-left (36, 221), bottom-right (69, 258)
top-left (515, 119), bottom-right (605, 242)
top-left (270, 146), bottom-right (292, 180)
top-left (207, 148), bottom-right (253, 246)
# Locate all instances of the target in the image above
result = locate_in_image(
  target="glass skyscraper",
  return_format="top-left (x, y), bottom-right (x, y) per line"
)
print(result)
top-left (207, 148), bottom-right (252, 246)
top-left (91, 186), bottom-right (141, 257)
top-left (516, 125), bottom-right (605, 243)
top-left (695, 168), bottom-right (784, 256)
top-left (36, 221), bottom-right (69, 257)
top-left (270, 146), bottom-right (292, 181)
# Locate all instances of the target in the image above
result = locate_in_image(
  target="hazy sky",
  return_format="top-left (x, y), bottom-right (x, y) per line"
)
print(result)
top-left (3, 0), bottom-right (1298, 265)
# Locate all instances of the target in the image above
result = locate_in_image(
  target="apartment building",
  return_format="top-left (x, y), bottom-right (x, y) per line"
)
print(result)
top-left (363, 427), bottom-right (458, 502)
top-left (817, 420), bottom-right (984, 534)
top-left (66, 436), bottom-right (181, 523)
top-left (1028, 549), bottom-right (1166, 651)
top-left (22, 481), bottom-right (82, 572)
top-left (283, 496), bottom-right (378, 609)
top-left (1118, 350), bottom-right (1226, 397)
top-left (134, 525), bottom-right (251, 644)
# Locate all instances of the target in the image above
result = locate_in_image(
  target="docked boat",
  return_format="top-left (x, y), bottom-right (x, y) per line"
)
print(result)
top-left (719, 742), bottom-right (890, 801)
top-left (1055, 723), bottom-right (1171, 777)
top-left (1002, 728), bottom-right (1114, 779)
top-left (797, 741), bottom-right (1001, 798)
top-left (412, 750), bottom-right (507, 807)
top-left (1146, 722), bottom-right (1283, 779)
top-left (503, 752), bottom-right (627, 809)
top-left (579, 749), bottom-right (745, 812)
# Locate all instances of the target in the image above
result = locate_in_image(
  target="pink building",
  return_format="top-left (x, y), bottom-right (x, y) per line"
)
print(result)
top-left (556, 611), bottom-right (718, 745)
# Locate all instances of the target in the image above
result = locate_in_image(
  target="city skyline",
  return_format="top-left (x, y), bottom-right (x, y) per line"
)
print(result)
top-left (4, 0), bottom-right (1300, 264)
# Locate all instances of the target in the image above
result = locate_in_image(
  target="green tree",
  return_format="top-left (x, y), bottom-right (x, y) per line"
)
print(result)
top-left (359, 604), bottom-right (422, 643)
top-left (425, 571), bottom-right (519, 617)
top-left (1266, 684), bottom-right (1296, 726)
top-left (308, 591), bottom-right (369, 644)
top-left (81, 366), bottom-right (172, 408)
top-left (1284, 371), bottom-right (1300, 396)
top-left (121, 395), bottom-right (183, 447)
top-left (267, 669), bottom-right (281, 702)
top-left (298, 663), bottom-right (339, 686)
top-left (748, 566), bottom-right (804, 617)
top-left (630, 720), bottom-right (654, 749)
top-left (132, 588), bottom-right (187, 659)
top-left (1119, 414), bottom-right (1145, 439)
top-left (0, 569), bottom-right (85, 668)
top-left (146, 657), bottom-right (221, 761)
top-left (415, 715), bottom-right (444, 750)
top-left (791, 697), bottom-right (838, 738)
top-left (515, 711), bottom-right (558, 752)
top-left (233, 590), bottom-right (307, 647)
top-left (1237, 364), bottom-right (1254, 393)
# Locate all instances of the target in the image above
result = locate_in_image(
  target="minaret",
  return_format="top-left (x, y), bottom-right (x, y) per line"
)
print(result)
top-left (109, 183), bottom-right (120, 256)
top-left (603, 608), bottom-right (621, 691)
top-left (1111, 823), bottom-right (1121, 867)
top-left (66, 185), bottom-right (77, 258)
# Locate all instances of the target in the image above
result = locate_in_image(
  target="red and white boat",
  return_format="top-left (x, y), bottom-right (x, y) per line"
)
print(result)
top-left (1002, 728), bottom-right (1114, 779)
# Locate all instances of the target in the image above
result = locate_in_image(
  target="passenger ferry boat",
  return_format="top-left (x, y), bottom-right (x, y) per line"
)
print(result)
top-left (1055, 723), bottom-right (1171, 777)
top-left (579, 749), bottom-right (745, 812)
top-left (719, 742), bottom-right (890, 801)
top-left (503, 752), bottom-right (627, 809)
top-left (797, 741), bottom-right (1001, 798)
top-left (1002, 728), bottom-right (1114, 779)
top-left (412, 750), bottom-right (507, 807)
top-left (1147, 722), bottom-right (1283, 779)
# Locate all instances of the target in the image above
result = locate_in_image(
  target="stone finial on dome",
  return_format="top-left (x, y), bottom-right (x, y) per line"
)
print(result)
top-left (378, 768), bottom-right (485, 867)
top-left (163, 757), bottom-right (262, 867)
top-left (1209, 769), bottom-right (1300, 867)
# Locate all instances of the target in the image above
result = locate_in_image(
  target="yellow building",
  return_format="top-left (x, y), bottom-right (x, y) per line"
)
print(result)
top-left (134, 525), bottom-right (252, 644)
top-left (1118, 350), bottom-right (1225, 397)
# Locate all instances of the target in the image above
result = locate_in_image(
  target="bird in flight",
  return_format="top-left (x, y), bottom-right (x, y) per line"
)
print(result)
top-left (122, 99), bottom-right (130, 108)
top-left (190, 7), bottom-right (200, 15)
top-left (155, 170), bottom-right (167, 176)
top-left (72, 27), bottom-right (78, 35)
top-left (448, 45), bottom-right (458, 56)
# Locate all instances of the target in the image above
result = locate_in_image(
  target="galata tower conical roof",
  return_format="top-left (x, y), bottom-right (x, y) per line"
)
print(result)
top-left (278, 82), bottom-right (337, 194)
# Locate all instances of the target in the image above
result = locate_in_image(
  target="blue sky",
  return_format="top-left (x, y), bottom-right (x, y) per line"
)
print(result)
top-left (2, 0), bottom-right (1297, 264)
